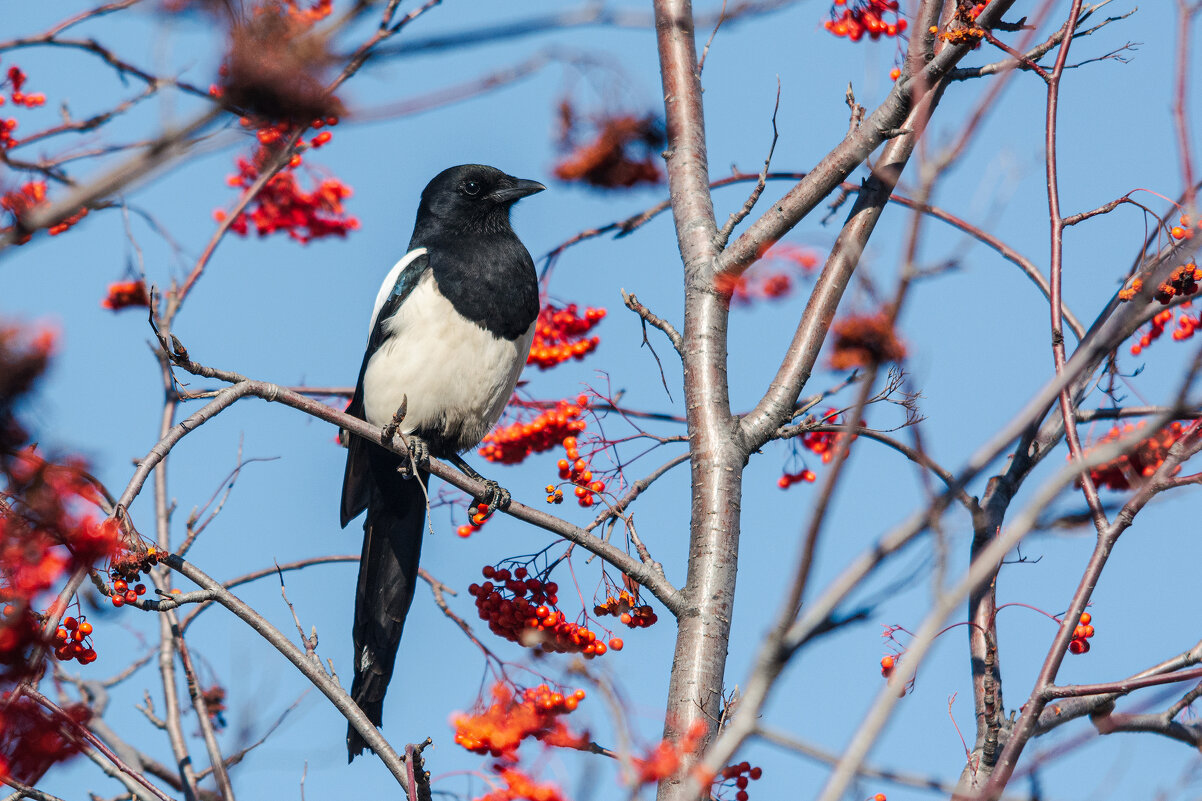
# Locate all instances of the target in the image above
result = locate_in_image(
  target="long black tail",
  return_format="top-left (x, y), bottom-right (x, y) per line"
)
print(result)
top-left (345, 444), bottom-right (427, 762)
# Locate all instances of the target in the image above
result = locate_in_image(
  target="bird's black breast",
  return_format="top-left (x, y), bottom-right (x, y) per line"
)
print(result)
top-left (421, 233), bottom-right (540, 341)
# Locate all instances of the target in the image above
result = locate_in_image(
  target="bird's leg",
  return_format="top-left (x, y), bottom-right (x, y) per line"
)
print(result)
top-left (381, 396), bottom-right (428, 477)
top-left (396, 435), bottom-right (429, 478)
top-left (448, 454), bottom-right (511, 515)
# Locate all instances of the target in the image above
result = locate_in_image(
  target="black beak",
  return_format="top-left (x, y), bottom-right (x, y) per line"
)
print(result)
top-left (491, 178), bottom-right (546, 203)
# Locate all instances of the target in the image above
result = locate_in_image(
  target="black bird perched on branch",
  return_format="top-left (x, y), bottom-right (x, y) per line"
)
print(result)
top-left (340, 164), bottom-right (544, 761)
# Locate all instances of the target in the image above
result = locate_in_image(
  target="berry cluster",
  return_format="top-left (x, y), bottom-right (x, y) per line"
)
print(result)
top-left (0, 697), bottom-right (91, 785)
top-left (106, 544), bottom-right (162, 607)
top-left (829, 311), bottom-right (907, 370)
top-left (0, 60), bottom-right (48, 153)
top-left (632, 720), bottom-right (709, 784)
top-left (1127, 307), bottom-right (1176, 356)
top-left (718, 761), bottom-right (764, 801)
top-left (456, 502), bottom-right (493, 539)
top-left (1067, 611), bottom-right (1095, 655)
top-left (1170, 214), bottom-right (1198, 240)
top-left (479, 396), bottom-right (589, 465)
top-left (2, 448), bottom-right (120, 637)
top-left (1154, 262), bottom-right (1202, 304)
top-left (554, 436), bottom-right (605, 507)
top-left (452, 682), bottom-right (587, 760)
top-left (527, 304), bottom-right (605, 370)
top-left (469, 565), bottom-right (616, 656)
top-left (593, 589), bottom-right (656, 630)
top-left (475, 767), bottom-right (568, 801)
top-left (214, 119), bottom-right (358, 244)
top-left (801, 408), bottom-right (857, 464)
top-left (101, 280), bottom-right (151, 312)
top-left (3, 65), bottom-right (46, 109)
top-left (0, 181), bottom-right (88, 243)
top-left (824, 0), bottom-right (907, 41)
top-left (1082, 420), bottom-right (1189, 491)
top-left (51, 615), bottom-right (96, 665)
top-left (777, 468), bottom-right (816, 489)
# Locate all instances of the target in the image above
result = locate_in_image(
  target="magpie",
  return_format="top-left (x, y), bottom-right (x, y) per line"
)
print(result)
top-left (340, 164), bottom-right (544, 761)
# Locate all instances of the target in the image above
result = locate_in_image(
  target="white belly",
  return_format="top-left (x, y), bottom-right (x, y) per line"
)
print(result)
top-left (361, 272), bottom-right (533, 451)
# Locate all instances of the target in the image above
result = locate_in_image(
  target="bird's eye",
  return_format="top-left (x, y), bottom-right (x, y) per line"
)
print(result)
top-left (462, 180), bottom-right (482, 197)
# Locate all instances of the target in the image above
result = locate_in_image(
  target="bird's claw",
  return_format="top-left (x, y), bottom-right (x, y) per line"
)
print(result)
top-left (396, 435), bottom-right (429, 477)
top-left (479, 479), bottom-right (511, 516)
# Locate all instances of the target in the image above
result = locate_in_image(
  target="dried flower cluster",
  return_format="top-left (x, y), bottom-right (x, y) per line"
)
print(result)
top-left (553, 101), bottom-right (665, 189)
top-left (829, 311), bottom-right (907, 370)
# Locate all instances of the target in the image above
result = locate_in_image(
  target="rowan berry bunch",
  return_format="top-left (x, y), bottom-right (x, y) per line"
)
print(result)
top-left (214, 123), bottom-right (358, 244)
top-left (479, 396), bottom-right (590, 465)
top-left (1081, 420), bottom-right (1188, 491)
top-left (457, 502), bottom-right (493, 538)
top-left (0, 181), bottom-right (88, 243)
top-left (593, 589), bottom-right (657, 631)
top-left (474, 767), bottom-right (568, 801)
top-left (777, 468), bottom-right (816, 489)
top-left (452, 681), bottom-right (587, 760)
top-left (51, 615), bottom-right (96, 665)
top-left (2, 450), bottom-right (119, 612)
top-left (469, 565), bottom-right (616, 656)
top-left (106, 545), bottom-right (162, 607)
top-left (1067, 611), bottom-right (1095, 655)
top-left (527, 304), bottom-right (605, 369)
top-left (553, 435), bottom-right (608, 508)
top-left (717, 761), bottom-right (764, 801)
top-left (100, 280), bottom-right (151, 312)
top-left (0, 61), bottom-right (47, 153)
top-left (1154, 262), bottom-right (1201, 304)
top-left (631, 720), bottom-right (709, 784)
top-left (824, 0), bottom-right (908, 41)
top-left (801, 408), bottom-right (858, 464)
top-left (0, 696), bottom-right (91, 785)
top-left (1127, 308), bottom-right (1175, 355)
top-left (1170, 214), bottom-right (1199, 240)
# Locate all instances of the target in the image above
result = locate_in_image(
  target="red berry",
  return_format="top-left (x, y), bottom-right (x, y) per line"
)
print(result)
top-left (63, 617), bottom-right (77, 630)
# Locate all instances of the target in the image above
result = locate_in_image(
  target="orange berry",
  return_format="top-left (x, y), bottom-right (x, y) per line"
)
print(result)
top-left (880, 655), bottom-right (895, 670)
top-left (78, 621), bottom-right (92, 635)
top-left (63, 617), bottom-right (78, 630)
top-left (1172, 226), bottom-right (1186, 239)
top-left (1079, 612), bottom-right (1091, 624)
top-left (609, 637), bottom-right (623, 651)
top-left (874, 795), bottom-right (887, 801)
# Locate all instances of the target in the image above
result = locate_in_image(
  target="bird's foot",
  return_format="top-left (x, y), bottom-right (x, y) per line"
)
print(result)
top-left (396, 434), bottom-right (429, 478)
top-left (477, 479), bottom-right (511, 516)
top-left (449, 454), bottom-right (511, 515)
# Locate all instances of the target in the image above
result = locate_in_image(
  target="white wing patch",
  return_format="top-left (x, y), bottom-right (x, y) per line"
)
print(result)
top-left (369, 247), bottom-right (429, 336)
top-left (362, 271), bottom-right (534, 451)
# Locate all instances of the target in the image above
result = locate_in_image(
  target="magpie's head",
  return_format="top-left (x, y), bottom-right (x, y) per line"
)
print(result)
top-left (415, 164), bottom-right (545, 236)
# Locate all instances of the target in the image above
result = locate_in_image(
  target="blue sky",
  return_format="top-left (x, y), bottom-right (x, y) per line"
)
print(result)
top-left (3, 1), bottom-right (1201, 800)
